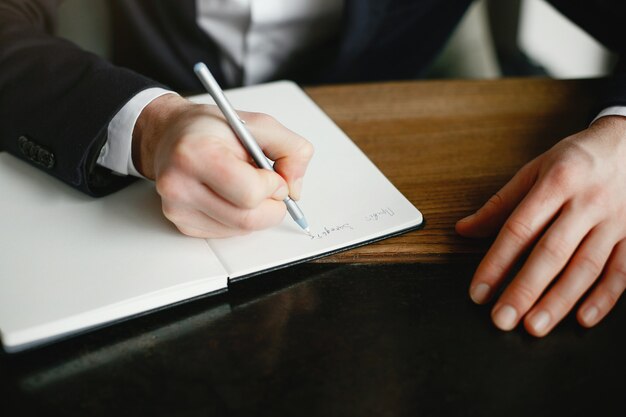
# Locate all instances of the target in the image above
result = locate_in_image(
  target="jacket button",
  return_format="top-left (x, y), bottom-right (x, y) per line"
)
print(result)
top-left (18, 136), bottom-right (55, 169)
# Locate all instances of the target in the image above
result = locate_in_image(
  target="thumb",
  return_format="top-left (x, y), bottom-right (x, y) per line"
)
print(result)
top-left (456, 161), bottom-right (537, 238)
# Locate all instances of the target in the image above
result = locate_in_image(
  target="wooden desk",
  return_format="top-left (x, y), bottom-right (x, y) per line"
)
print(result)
top-left (311, 78), bottom-right (600, 263)
top-left (2, 78), bottom-right (623, 417)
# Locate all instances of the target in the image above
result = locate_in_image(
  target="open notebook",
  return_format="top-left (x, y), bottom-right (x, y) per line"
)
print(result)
top-left (0, 81), bottom-right (423, 353)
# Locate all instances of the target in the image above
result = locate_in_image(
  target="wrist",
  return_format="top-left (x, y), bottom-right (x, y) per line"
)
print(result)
top-left (590, 115), bottom-right (626, 139)
top-left (132, 93), bottom-right (192, 179)
top-left (586, 115), bottom-right (626, 162)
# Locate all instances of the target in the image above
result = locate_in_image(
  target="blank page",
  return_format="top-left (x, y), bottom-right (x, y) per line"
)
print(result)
top-left (0, 154), bottom-right (227, 352)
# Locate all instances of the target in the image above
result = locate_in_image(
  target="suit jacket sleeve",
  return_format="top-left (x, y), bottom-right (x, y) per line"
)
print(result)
top-left (0, 0), bottom-right (164, 196)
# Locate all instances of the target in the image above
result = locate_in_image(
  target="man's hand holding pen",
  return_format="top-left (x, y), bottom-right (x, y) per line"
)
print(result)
top-left (131, 93), bottom-right (314, 238)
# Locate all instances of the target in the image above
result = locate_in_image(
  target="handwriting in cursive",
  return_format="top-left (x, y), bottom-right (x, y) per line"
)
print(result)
top-left (309, 223), bottom-right (354, 240)
top-left (364, 207), bottom-right (395, 222)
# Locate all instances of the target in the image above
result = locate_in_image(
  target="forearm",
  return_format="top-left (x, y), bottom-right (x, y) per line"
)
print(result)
top-left (0, 0), bottom-right (164, 195)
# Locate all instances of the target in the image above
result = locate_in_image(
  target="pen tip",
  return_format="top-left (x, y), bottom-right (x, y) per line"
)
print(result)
top-left (294, 217), bottom-right (311, 236)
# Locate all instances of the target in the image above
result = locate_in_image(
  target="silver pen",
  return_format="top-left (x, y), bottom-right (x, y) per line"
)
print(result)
top-left (193, 62), bottom-right (311, 235)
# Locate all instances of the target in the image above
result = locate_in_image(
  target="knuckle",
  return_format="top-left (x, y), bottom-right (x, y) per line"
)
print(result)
top-left (545, 161), bottom-right (576, 191)
top-left (607, 262), bottom-right (626, 304)
top-left (594, 255), bottom-right (626, 310)
top-left (508, 281), bottom-right (538, 308)
top-left (202, 141), bottom-right (228, 161)
top-left (574, 252), bottom-right (604, 278)
top-left (611, 259), bottom-right (626, 281)
top-left (479, 255), bottom-right (508, 281)
top-left (156, 173), bottom-right (184, 202)
top-left (503, 218), bottom-right (534, 245)
top-left (161, 203), bottom-right (183, 223)
top-left (206, 156), bottom-right (231, 181)
top-left (537, 235), bottom-right (571, 264)
top-left (583, 188), bottom-right (609, 210)
top-left (297, 140), bottom-right (315, 161)
top-left (233, 209), bottom-right (261, 231)
top-left (483, 192), bottom-right (505, 213)
top-left (488, 192), bottom-right (505, 207)
top-left (603, 287), bottom-right (621, 308)
top-left (548, 290), bottom-right (573, 312)
top-left (238, 188), bottom-right (264, 210)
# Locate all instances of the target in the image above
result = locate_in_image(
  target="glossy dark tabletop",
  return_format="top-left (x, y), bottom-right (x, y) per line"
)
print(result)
top-left (2, 261), bottom-right (625, 416)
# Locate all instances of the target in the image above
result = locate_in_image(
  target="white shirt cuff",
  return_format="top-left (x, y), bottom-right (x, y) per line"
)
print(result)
top-left (97, 88), bottom-right (178, 178)
top-left (591, 106), bottom-right (626, 125)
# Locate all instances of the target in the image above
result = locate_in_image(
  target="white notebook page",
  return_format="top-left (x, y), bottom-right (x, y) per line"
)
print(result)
top-left (0, 155), bottom-right (227, 352)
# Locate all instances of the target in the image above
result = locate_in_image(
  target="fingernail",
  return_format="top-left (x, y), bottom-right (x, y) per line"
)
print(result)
top-left (291, 178), bottom-right (303, 200)
top-left (470, 283), bottom-right (491, 304)
top-left (492, 304), bottom-right (518, 331)
top-left (529, 310), bottom-right (551, 334)
top-left (582, 306), bottom-right (599, 326)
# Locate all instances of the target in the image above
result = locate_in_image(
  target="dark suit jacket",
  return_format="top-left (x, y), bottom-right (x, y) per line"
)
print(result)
top-left (0, 0), bottom-right (624, 195)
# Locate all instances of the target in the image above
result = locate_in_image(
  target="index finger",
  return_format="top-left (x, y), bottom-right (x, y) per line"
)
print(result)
top-left (469, 185), bottom-right (564, 304)
top-left (243, 112), bottom-right (314, 200)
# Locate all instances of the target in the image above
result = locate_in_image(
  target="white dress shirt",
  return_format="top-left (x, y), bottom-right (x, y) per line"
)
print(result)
top-left (197, 0), bottom-right (344, 86)
top-left (98, 0), bottom-right (344, 177)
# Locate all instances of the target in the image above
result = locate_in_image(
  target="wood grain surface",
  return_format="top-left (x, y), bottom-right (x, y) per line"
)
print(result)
top-left (305, 77), bottom-right (604, 263)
